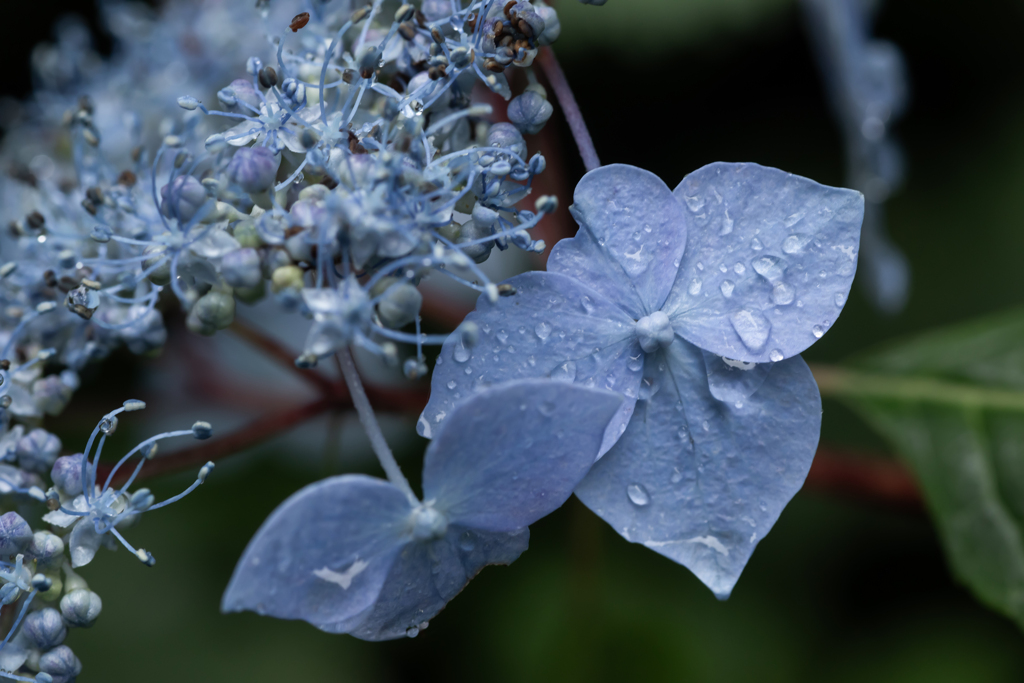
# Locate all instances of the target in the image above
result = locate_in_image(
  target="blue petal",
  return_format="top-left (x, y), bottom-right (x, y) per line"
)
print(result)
top-left (575, 338), bottom-right (821, 599)
top-left (701, 350), bottom-right (774, 404)
top-left (424, 379), bottom-right (622, 531)
top-left (548, 165), bottom-right (688, 319)
top-left (419, 271), bottom-right (641, 457)
top-left (664, 162), bottom-right (864, 362)
top-left (348, 525), bottom-right (529, 640)
top-left (221, 475), bottom-right (413, 632)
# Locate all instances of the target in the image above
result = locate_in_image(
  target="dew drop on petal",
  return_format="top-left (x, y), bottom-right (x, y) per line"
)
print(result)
top-left (771, 282), bottom-right (795, 306)
top-left (453, 343), bottom-right (470, 363)
top-left (406, 626), bottom-right (420, 638)
top-left (496, 330), bottom-right (508, 343)
top-left (720, 280), bottom-right (735, 298)
top-left (834, 292), bottom-right (846, 307)
top-left (769, 349), bottom-right (784, 362)
top-left (550, 360), bottom-right (577, 382)
top-left (627, 483), bottom-right (650, 506)
top-left (730, 309), bottom-right (771, 351)
top-left (459, 532), bottom-right (475, 552)
top-left (670, 468), bottom-right (683, 484)
top-left (750, 237), bottom-right (763, 251)
top-left (688, 278), bottom-right (702, 296)
top-left (782, 234), bottom-right (812, 254)
top-left (812, 325), bottom-right (824, 338)
top-left (446, 380), bottom-right (456, 390)
top-left (752, 256), bottom-right (785, 281)
top-left (734, 262), bottom-right (746, 275)
top-left (535, 322), bottom-right (551, 340)
top-left (627, 354), bottom-right (643, 372)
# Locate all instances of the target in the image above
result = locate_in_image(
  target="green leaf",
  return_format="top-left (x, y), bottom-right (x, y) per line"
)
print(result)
top-left (815, 309), bottom-right (1024, 631)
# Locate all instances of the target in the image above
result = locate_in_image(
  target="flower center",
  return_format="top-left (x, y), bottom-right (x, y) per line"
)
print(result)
top-left (411, 505), bottom-right (448, 541)
top-left (634, 311), bottom-right (675, 353)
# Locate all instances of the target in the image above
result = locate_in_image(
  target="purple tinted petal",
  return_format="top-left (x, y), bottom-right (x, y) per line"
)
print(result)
top-left (419, 271), bottom-right (641, 456)
top-left (549, 165), bottom-right (688, 318)
top-left (666, 162), bottom-right (864, 362)
top-left (349, 526), bottom-right (529, 640)
top-left (221, 475), bottom-right (412, 633)
top-left (701, 350), bottom-right (774, 404)
top-left (423, 379), bottom-right (622, 531)
top-left (575, 338), bottom-right (821, 599)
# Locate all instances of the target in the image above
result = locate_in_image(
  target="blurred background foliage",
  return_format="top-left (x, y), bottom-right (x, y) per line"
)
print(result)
top-left (5, 0), bottom-right (1024, 680)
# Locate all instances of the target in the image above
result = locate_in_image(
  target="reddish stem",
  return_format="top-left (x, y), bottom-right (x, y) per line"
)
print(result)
top-left (806, 446), bottom-right (922, 509)
top-left (536, 46), bottom-right (601, 172)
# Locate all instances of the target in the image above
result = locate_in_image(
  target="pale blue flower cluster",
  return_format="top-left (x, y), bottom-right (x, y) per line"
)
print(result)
top-left (1, 0), bottom-right (867, 660)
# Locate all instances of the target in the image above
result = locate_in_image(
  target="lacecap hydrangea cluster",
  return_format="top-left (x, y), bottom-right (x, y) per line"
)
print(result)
top-left (1, 0), bottom-right (867, 659)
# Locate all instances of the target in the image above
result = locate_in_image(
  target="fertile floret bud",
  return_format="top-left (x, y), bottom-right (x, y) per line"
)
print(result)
top-left (160, 174), bottom-right (206, 222)
top-left (0, 512), bottom-right (33, 555)
top-left (377, 283), bottom-right (423, 329)
top-left (22, 608), bottom-right (66, 649)
top-left (60, 589), bottom-right (103, 627)
top-left (227, 147), bottom-right (279, 194)
top-left (221, 248), bottom-right (263, 288)
top-left (16, 428), bottom-right (62, 474)
top-left (508, 91), bottom-right (554, 135)
top-left (39, 645), bottom-right (82, 682)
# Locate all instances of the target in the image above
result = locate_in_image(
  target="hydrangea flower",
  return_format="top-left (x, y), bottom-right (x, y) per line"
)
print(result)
top-left (41, 400), bottom-right (215, 568)
top-left (421, 163), bottom-right (864, 597)
top-left (222, 379), bottom-right (621, 640)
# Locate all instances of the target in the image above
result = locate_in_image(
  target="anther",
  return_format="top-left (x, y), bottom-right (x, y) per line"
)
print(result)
top-left (289, 12), bottom-right (310, 32)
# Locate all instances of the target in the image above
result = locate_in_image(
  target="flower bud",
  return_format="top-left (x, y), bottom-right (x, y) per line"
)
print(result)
top-left (486, 122), bottom-right (526, 159)
top-left (15, 429), bottom-right (61, 475)
top-left (28, 531), bottom-right (65, 569)
top-left (508, 91), bottom-right (554, 135)
top-left (22, 608), bottom-right (66, 650)
top-left (39, 645), bottom-right (82, 683)
top-left (377, 283), bottom-right (423, 329)
top-left (227, 147), bottom-right (279, 194)
top-left (60, 589), bottom-right (103, 628)
top-left (220, 248), bottom-right (263, 288)
top-left (190, 289), bottom-right (235, 332)
top-left (160, 175), bottom-right (206, 222)
top-left (0, 512), bottom-right (32, 555)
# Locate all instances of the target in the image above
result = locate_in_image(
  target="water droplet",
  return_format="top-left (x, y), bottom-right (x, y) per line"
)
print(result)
top-left (535, 322), bottom-right (551, 340)
top-left (481, 324), bottom-right (491, 334)
top-left (627, 483), bottom-right (650, 506)
top-left (720, 211), bottom-right (734, 235)
top-left (518, 326), bottom-right (526, 335)
top-left (702, 420), bottom-right (710, 432)
top-left (627, 354), bottom-right (643, 372)
top-left (734, 262), bottom-right (746, 275)
top-left (730, 309), bottom-right (771, 351)
top-left (769, 349), bottom-right (784, 362)
top-left (580, 296), bottom-right (594, 314)
top-left (834, 292), bottom-right (846, 307)
top-left (670, 468), bottom-right (683, 484)
top-left (539, 400), bottom-right (556, 417)
top-left (734, 400), bottom-right (744, 409)
top-left (688, 278), bottom-right (702, 296)
top-left (752, 255), bottom-right (785, 281)
top-left (496, 330), bottom-right (508, 343)
top-left (683, 194), bottom-right (705, 212)
top-left (453, 343), bottom-right (470, 363)
top-left (782, 233), bottom-right (812, 254)
top-left (771, 282), bottom-right (795, 306)
top-left (812, 325), bottom-right (824, 338)
top-left (550, 360), bottom-right (577, 382)
top-left (696, 261), bottom-right (704, 271)
top-left (527, 356), bottom-right (536, 367)
top-left (784, 212), bottom-right (805, 228)
top-left (750, 237), bottom-right (763, 251)
top-left (406, 626), bottom-right (420, 638)
top-left (720, 280), bottom-right (735, 297)
top-left (719, 263), bottom-right (728, 274)
top-left (459, 531), bottom-right (475, 551)
top-left (446, 380), bottom-right (456, 390)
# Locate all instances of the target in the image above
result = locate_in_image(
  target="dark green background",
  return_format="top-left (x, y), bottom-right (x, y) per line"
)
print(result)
top-left (6, 0), bottom-right (1024, 680)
